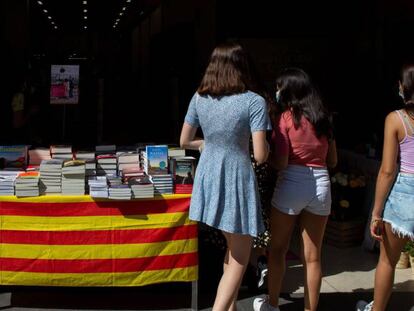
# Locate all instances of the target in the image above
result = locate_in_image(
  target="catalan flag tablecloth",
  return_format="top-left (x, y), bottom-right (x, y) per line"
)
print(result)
top-left (0, 194), bottom-right (198, 287)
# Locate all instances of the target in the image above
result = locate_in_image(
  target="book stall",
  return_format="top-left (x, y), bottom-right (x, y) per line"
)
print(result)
top-left (0, 144), bottom-right (198, 310)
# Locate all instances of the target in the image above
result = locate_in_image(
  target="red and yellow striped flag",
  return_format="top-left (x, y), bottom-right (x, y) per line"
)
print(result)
top-left (0, 194), bottom-right (198, 286)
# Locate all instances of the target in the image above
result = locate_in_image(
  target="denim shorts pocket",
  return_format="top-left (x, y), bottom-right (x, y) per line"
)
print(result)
top-left (387, 190), bottom-right (414, 221)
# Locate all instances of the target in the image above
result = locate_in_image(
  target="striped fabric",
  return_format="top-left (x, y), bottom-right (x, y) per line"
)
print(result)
top-left (0, 194), bottom-right (198, 286)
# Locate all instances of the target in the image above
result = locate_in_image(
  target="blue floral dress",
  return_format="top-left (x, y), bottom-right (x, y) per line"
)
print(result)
top-left (184, 91), bottom-right (271, 237)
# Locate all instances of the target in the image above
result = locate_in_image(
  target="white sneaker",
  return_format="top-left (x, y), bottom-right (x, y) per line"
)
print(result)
top-left (355, 300), bottom-right (373, 311)
top-left (253, 296), bottom-right (280, 311)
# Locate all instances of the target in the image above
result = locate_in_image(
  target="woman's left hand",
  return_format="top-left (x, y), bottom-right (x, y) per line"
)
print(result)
top-left (370, 217), bottom-right (384, 242)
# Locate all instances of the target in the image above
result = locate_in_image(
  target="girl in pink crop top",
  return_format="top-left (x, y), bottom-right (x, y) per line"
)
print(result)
top-left (357, 64), bottom-right (414, 311)
top-left (272, 110), bottom-right (329, 167)
top-left (254, 68), bottom-right (337, 311)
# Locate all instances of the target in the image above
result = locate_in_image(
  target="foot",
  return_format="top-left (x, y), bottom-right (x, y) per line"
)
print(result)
top-left (355, 300), bottom-right (373, 311)
top-left (253, 296), bottom-right (280, 311)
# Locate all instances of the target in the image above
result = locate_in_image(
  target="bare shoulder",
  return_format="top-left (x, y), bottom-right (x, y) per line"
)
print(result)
top-left (385, 111), bottom-right (400, 128)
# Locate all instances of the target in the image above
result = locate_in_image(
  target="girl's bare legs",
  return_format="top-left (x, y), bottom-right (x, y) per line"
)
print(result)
top-left (372, 223), bottom-right (408, 311)
top-left (267, 208), bottom-right (297, 308)
top-left (213, 232), bottom-right (252, 311)
top-left (299, 211), bottom-right (328, 311)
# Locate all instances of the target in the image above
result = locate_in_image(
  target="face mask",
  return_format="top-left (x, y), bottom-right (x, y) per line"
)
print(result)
top-left (399, 88), bottom-right (405, 100)
top-left (275, 90), bottom-right (281, 104)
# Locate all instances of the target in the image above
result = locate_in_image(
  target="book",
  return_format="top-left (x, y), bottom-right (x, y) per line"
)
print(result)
top-left (169, 156), bottom-right (196, 185)
top-left (29, 148), bottom-right (51, 166)
top-left (117, 152), bottom-right (140, 163)
top-left (168, 147), bottom-right (186, 157)
top-left (75, 151), bottom-right (95, 160)
top-left (144, 145), bottom-right (168, 175)
top-left (0, 145), bottom-right (27, 169)
top-left (50, 145), bottom-right (72, 154)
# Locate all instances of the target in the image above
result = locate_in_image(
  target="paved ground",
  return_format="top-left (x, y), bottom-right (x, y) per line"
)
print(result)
top-left (1, 238), bottom-right (413, 311)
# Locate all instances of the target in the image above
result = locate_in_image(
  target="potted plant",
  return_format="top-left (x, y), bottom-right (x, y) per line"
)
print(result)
top-left (396, 242), bottom-right (410, 269)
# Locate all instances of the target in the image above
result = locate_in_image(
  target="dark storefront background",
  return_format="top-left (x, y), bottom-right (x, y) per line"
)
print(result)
top-left (1, 0), bottom-right (414, 153)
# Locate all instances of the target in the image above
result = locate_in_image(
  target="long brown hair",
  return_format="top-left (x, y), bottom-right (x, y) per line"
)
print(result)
top-left (400, 64), bottom-right (414, 115)
top-left (197, 43), bottom-right (254, 96)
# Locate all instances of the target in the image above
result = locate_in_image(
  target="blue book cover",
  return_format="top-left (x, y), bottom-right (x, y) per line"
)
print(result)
top-left (0, 145), bottom-right (28, 168)
top-left (146, 145), bottom-right (168, 175)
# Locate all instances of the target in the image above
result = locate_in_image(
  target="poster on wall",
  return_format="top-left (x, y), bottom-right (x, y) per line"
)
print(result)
top-left (50, 65), bottom-right (79, 105)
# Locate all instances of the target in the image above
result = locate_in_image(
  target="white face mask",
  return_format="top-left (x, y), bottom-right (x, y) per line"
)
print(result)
top-left (275, 90), bottom-right (281, 103)
top-left (399, 88), bottom-right (405, 100)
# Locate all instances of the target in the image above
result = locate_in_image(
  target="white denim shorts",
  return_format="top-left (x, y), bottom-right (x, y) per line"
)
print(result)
top-left (271, 165), bottom-right (331, 216)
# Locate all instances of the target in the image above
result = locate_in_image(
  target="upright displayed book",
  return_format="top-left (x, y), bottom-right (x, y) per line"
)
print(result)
top-left (61, 160), bottom-right (86, 195)
top-left (169, 156), bottom-right (196, 184)
top-left (51, 145), bottom-right (73, 160)
top-left (143, 145), bottom-right (168, 175)
top-left (15, 171), bottom-right (40, 197)
top-left (0, 145), bottom-right (27, 169)
top-left (39, 159), bottom-right (63, 195)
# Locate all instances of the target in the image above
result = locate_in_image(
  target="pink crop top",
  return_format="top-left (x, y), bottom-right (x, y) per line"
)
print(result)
top-left (396, 110), bottom-right (414, 174)
top-left (272, 111), bottom-right (328, 167)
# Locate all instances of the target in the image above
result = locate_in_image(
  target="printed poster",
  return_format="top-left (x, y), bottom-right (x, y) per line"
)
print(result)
top-left (50, 65), bottom-right (79, 105)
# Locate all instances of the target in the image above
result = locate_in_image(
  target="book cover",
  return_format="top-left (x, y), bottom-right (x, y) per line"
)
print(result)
top-left (170, 156), bottom-right (196, 184)
top-left (145, 145), bottom-right (168, 175)
top-left (0, 145), bottom-right (28, 168)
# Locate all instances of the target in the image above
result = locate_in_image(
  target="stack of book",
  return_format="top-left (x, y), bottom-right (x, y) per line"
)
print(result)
top-left (28, 148), bottom-right (51, 169)
top-left (0, 175), bottom-right (16, 195)
top-left (51, 145), bottom-right (73, 160)
top-left (96, 154), bottom-right (117, 176)
top-left (122, 167), bottom-right (145, 182)
top-left (39, 159), bottom-right (63, 195)
top-left (75, 151), bottom-right (96, 176)
top-left (61, 160), bottom-right (86, 195)
top-left (117, 151), bottom-right (140, 176)
top-left (15, 172), bottom-right (40, 197)
top-left (150, 174), bottom-right (174, 195)
top-left (107, 174), bottom-right (122, 187)
top-left (128, 176), bottom-right (154, 199)
top-left (108, 184), bottom-right (132, 200)
top-left (88, 176), bottom-right (108, 198)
